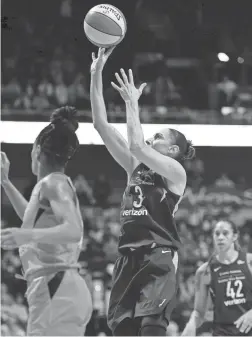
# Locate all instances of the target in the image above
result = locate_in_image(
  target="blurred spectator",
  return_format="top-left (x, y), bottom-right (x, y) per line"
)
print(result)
top-left (74, 174), bottom-right (95, 205)
top-left (38, 77), bottom-right (54, 98)
top-left (68, 72), bottom-right (90, 109)
top-left (154, 63), bottom-right (182, 107)
top-left (2, 0), bottom-right (252, 124)
top-left (2, 77), bottom-right (22, 105)
top-left (93, 174), bottom-right (112, 209)
top-left (13, 92), bottom-right (32, 110)
top-left (32, 91), bottom-right (51, 110)
top-left (217, 76), bottom-right (238, 110)
top-left (54, 73), bottom-right (69, 106)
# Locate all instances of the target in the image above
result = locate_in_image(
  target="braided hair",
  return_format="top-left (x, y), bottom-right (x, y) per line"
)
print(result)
top-left (35, 106), bottom-right (79, 166)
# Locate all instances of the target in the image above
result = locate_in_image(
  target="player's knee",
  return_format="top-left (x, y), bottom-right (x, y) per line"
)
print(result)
top-left (139, 315), bottom-right (168, 336)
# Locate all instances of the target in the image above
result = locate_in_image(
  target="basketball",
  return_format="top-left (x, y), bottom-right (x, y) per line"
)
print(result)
top-left (84, 4), bottom-right (127, 48)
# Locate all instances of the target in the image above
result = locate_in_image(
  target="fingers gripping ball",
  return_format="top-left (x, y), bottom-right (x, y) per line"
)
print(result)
top-left (84, 4), bottom-right (127, 47)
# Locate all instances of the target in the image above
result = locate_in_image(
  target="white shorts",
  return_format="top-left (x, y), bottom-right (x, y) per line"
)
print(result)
top-left (26, 269), bottom-right (92, 336)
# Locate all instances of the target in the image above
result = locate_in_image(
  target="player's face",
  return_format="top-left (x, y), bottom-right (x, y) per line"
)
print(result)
top-left (31, 142), bottom-right (40, 175)
top-left (213, 221), bottom-right (238, 253)
top-left (145, 128), bottom-right (179, 157)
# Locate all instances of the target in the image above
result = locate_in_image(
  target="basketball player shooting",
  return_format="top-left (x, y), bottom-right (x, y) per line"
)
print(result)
top-left (182, 220), bottom-right (252, 336)
top-left (0, 107), bottom-right (92, 336)
top-left (90, 47), bottom-right (195, 336)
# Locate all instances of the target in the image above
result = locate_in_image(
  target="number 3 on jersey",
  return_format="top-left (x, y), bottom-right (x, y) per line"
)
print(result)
top-left (226, 279), bottom-right (244, 299)
top-left (133, 186), bottom-right (144, 208)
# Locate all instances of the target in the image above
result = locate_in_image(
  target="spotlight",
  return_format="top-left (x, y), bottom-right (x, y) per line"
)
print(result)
top-left (237, 57), bottom-right (244, 64)
top-left (217, 53), bottom-right (229, 62)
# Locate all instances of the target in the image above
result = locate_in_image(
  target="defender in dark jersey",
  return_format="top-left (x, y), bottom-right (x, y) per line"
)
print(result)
top-left (1, 107), bottom-right (92, 336)
top-left (90, 48), bottom-right (195, 336)
top-left (182, 220), bottom-right (252, 336)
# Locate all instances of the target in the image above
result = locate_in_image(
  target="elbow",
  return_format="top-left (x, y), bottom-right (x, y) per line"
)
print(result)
top-left (93, 122), bottom-right (99, 130)
top-left (93, 120), bottom-right (107, 132)
top-left (93, 121), bottom-right (101, 131)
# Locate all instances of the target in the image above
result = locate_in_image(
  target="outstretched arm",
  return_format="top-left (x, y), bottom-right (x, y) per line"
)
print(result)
top-left (90, 48), bottom-right (139, 177)
top-left (1, 152), bottom-right (28, 220)
top-left (111, 69), bottom-right (186, 194)
top-left (181, 263), bottom-right (211, 336)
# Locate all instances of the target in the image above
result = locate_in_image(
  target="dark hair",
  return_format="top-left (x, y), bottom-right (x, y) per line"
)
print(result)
top-left (169, 129), bottom-right (195, 161)
top-left (214, 220), bottom-right (238, 234)
top-left (35, 106), bottom-right (79, 166)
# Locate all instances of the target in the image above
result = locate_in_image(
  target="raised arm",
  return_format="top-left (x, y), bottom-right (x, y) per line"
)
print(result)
top-left (90, 48), bottom-right (139, 178)
top-left (111, 69), bottom-right (186, 195)
top-left (1, 152), bottom-right (28, 220)
top-left (181, 263), bottom-right (211, 336)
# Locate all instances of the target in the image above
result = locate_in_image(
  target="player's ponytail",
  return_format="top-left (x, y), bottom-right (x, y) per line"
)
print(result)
top-left (183, 140), bottom-right (196, 161)
top-left (169, 129), bottom-right (196, 162)
top-left (50, 106), bottom-right (79, 133)
top-left (226, 220), bottom-right (241, 251)
top-left (35, 106), bottom-right (80, 165)
top-left (234, 240), bottom-right (241, 251)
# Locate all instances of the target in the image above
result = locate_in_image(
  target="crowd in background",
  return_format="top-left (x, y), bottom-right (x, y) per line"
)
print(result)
top-left (2, 0), bottom-right (252, 124)
top-left (2, 156), bottom-right (252, 336)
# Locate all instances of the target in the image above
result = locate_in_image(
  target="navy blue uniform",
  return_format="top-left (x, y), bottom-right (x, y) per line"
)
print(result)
top-left (209, 251), bottom-right (252, 336)
top-left (108, 164), bottom-right (182, 334)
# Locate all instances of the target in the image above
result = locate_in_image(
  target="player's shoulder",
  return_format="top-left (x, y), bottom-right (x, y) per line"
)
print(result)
top-left (196, 262), bottom-right (211, 285)
top-left (41, 173), bottom-right (72, 198)
top-left (246, 252), bottom-right (252, 260)
top-left (42, 172), bottom-right (68, 188)
top-left (163, 161), bottom-right (187, 196)
top-left (246, 253), bottom-right (252, 266)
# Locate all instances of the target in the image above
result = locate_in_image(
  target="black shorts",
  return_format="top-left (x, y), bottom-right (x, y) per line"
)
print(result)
top-left (107, 246), bottom-right (179, 333)
top-left (213, 324), bottom-right (252, 336)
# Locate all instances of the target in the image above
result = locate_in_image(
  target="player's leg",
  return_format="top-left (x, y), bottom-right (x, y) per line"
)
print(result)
top-left (27, 270), bottom-right (92, 336)
top-left (134, 247), bottom-right (179, 336)
top-left (114, 317), bottom-right (141, 336)
top-left (26, 275), bottom-right (51, 336)
top-left (138, 294), bottom-right (177, 336)
top-left (107, 254), bottom-right (138, 335)
top-left (47, 269), bottom-right (92, 335)
top-left (139, 314), bottom-right (168, 336)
